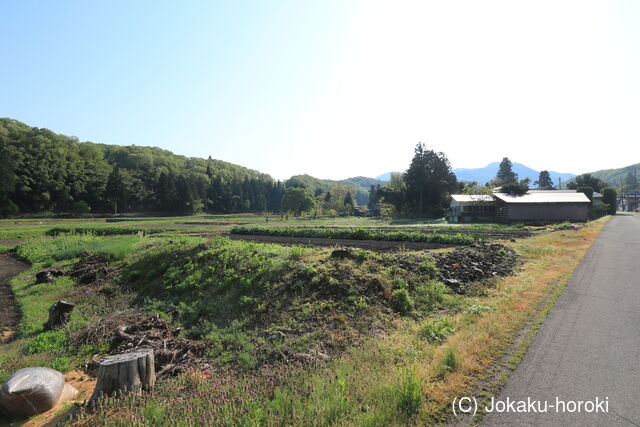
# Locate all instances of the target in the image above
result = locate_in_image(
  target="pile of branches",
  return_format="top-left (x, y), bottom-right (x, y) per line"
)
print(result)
top-left (69, 252), bottom-right (115, 285)
top-left (72, 311), bottom-right (206, 377)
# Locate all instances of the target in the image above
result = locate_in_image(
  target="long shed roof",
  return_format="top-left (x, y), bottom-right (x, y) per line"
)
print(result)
top-left (451, 194), bottom-right (494, 203)
top-left (494, 192), bottom-right (591, 204)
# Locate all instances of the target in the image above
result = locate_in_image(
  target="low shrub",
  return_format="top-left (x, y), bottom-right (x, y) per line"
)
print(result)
top-left (435, 347), bottom-right (458, 377)
top-left (51, 356), bottom-right (72, 372)
top-left (392, 280), bottom-right (415, 314)
top-left (22, 330), bottom-right (69, 355)
top-left (419, 318), bottom-right (455, 344)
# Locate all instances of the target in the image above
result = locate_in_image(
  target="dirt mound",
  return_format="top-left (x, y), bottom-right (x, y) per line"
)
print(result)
top-left (433, 243), bottom-right (519, 292)
top-left (69, 252), bottom-right (115, 285)
top-left (72, 312), bottom-right (205, 377)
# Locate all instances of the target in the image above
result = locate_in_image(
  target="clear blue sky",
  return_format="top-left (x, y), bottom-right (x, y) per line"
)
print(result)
top-left (2, 1), bottom-right (640, 180)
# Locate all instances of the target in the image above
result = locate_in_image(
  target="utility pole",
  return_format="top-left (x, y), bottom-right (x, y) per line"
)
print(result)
top-left (558, 177), bottom-right (562, 190)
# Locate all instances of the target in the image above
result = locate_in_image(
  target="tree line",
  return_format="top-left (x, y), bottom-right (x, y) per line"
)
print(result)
top-left (0, 118), bottom-right (286, 216)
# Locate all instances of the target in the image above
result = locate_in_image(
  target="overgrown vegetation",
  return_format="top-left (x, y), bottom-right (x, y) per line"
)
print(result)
top-left (119, 237), bottom-right (453, 368)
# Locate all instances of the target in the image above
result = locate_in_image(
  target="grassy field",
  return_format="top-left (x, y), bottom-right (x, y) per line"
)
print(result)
top-left (0, 214), bottom-right (608, 425)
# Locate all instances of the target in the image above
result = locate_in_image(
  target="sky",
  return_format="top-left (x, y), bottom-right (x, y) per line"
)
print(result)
top-left (2, 0), bottom-right (640, 180)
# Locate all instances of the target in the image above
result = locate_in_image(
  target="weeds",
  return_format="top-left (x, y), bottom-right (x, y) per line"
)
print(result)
top-left (419, 318), bottom-right (455, 344)
top-left (22, 330), bottom-right (69, 354)
top-left (397, 366), bottom-right (423, 419)
top-left (435, 347), bottom-right (458, 378)
top-left (464, 304), bottom-right (497, 315)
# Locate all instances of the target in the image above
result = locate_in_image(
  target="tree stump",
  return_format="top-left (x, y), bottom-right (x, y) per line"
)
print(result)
top-left (89, 349), bottom-right (155, 402)
top-left (43, 300), bottom-right (75, 330)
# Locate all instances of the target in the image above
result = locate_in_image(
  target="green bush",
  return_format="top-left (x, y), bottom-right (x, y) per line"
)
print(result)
top-left (51, 356), bottom-right (72, 372)
top-left (392, 288), bottom-right (414, 314)
top-left (602, 187), bottom-right (617, 215)
top-left (71, 200), bottom-right (91, 216)
top-left (413, 280), bottom-right (449, 312)
top-left (418, 259), bottom-right (439, 279)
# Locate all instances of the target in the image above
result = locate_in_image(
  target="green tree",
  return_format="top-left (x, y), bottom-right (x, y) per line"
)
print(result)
top-left (282, 188), bottom-right (315, 216)
top-left (500, 180), bottom-right (530, 196)
top-left (0, 137), bottom-right (17, 213)
top-left (343, 191), bottom-right (354, 215)
top-left (577, 186), bottom-right (594, 201)
top-left (459, 181), bottom-right (493, 195)
top-left (105, 167), bottom-right (132, 214)
top-left (71, 200), bottom-right (91, 216)
top-left (404, 143), bottom-right (457, 216)
top-left (567, 174), bottom-right (607, 193)
top-left (496, 157), bottom-right (518, 185)
top-left (602, 187), bottom-right (617, 215)
top-left (534, 170), bottom-right (554, 189)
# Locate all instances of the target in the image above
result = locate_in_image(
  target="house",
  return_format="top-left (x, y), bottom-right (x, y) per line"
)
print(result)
top-left (620, 191), bottom-right (640, 211)
top-left (448, 191), bottom-right (591, 224)
top-left (448, 195), bottom-right (495, 223)
top-left (493, 192), bottom-right (590, 223)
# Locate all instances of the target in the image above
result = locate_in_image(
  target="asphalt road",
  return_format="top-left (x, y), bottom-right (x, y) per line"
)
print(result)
top-left (481, 213), bottom-right (640, 426)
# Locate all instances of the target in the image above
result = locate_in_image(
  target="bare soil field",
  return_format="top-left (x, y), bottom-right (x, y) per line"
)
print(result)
top-left (227, 233), bottom-right (455, 251)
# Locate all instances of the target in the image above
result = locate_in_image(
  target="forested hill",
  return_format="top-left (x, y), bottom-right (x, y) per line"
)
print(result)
top-left (285, 175), bottom-right (383, 206)
top-left (579, 162), bottom-right (640, 187)
top-left (0, 118), bottom-right (286, 216)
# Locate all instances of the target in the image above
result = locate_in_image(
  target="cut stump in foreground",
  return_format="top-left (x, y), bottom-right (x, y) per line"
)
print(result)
top-left (44, 300), bottom-right (75, 331)
top-left (89, 349), bottom-right (155, 403)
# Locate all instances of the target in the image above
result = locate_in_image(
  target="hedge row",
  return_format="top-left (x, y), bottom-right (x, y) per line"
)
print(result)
top-left (230, 226), bottom-right (478, 245)
top-left (45, 226), bottom-right (165, 236)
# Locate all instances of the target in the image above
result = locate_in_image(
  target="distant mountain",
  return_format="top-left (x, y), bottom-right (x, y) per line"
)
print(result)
top-left (452, 162), bottom-right (576, 187)
top-left (285, 175), bottom-right (373, 206)
top-left (575, 162), bottom-right (640, 187)
top-left (375, 171), bottom-right (401, 182)
top-left (342, 176), bottom-right (386, 190)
